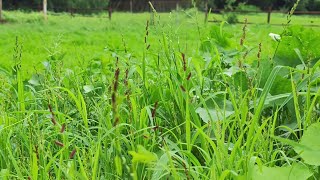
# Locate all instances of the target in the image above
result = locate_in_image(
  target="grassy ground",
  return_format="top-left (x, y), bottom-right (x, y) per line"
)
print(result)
top-left (0, 10), bottom-right (320, 179)
top-left (0, 11), bottom-right (297, 75)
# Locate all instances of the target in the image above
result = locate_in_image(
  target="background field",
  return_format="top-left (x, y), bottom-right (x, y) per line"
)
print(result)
top-left (2, 11), bottom-right (318, 75)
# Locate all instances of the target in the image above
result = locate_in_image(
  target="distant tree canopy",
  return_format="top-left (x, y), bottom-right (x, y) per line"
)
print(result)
top-left (3, 0), bottom-right (110, 11)
top-left (2, 0), bottom-right (320, 11)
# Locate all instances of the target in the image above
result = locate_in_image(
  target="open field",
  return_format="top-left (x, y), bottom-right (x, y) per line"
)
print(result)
top-left (3, 11), bottom-right (319, 72)
top-left (0, 10), bottom-right (320, 179)
top-left (1, 11), bottom-right (319, 74)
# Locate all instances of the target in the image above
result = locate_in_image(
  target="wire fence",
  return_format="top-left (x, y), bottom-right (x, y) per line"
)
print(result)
top-left (5, 6), bottom-right (320, 15)
top-left (211, 9), bottom-right (320, 15)
top-left (207, 9), bottom-right (320, 27)
top-left (3, 5), bottom-right (320, 27)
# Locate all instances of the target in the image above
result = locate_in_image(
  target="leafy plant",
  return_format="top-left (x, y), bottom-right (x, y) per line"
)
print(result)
top-left (224, 12), bottom-right (238, 24)
top-left (274, 25), bottom-right (320, 67)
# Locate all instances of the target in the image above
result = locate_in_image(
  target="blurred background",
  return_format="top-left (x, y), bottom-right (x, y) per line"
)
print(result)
top-left (1, 0), bottom-right (320, 13)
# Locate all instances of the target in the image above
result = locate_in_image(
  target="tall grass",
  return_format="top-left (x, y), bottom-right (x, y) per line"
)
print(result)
top-left (0, 3), bottom-right (320, 179)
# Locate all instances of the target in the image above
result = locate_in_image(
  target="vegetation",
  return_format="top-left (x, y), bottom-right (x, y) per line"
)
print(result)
top-left (206, 0), bottom-right (320, 11)
top-left (3, 0), bottom-right (110, 11)
top-left (0, 6), bottom-right (320, 180)
top-left (3, 0), bottom-right (320, 11)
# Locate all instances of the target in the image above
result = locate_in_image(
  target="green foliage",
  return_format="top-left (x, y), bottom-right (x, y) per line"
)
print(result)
top-left (209, 22), bottom-right (231, 48)
top-left (307, 0), bottom-right (320, 10)
top-left (236, 3), bottom-right (262, 12)
top-left (3, 0), bottom-right (320, 12)
top-left (184, 7), bottom-right (198, 18)
top-left (252, 163), bottom-right (312, 180)
top-left (274, 25), bottom-right (320, 67)
top-left (66, 0), bottom-right (110, 9)
top-left (3, 0), bottom-right (110, 12)
top-left (224, 12), bottom-right (238, 24)
top-left (294, 122), bottom-right (320, 166)
top-left (128, 145), bottom-right (158, 163)
top-left (0, 10), bottom-right (320, 180)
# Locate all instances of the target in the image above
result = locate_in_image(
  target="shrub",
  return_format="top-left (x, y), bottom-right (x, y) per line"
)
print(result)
top-left (236, 3), bottom-right (262, 13)
top-left (224, 12), bottom-right (238, 24)
top-left (209, 22), bottom-right (231, 48)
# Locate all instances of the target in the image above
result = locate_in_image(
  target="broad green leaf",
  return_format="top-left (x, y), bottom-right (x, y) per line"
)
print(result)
top-left (83, 85), bottom-right (94, 93)
top-left (28, 74), bottom-right (41, 86)
top-left (274, 25), bottom-right (320, 67)
top-left (252, 163), bottom-right (312, 180)
top-left (129, 145), bottom-right (158, 164)
top-left (250, 93), bottom-right (290, 109)
top-left (223, 66), bottom-right (241, 77)
top-left (42, 61), bottom-right (51, 70)
top-left (152, 153), bottom-right (170, 180)
top-left (196, 107), bottom-right (234, 123)
top-left (294, 122), bottom-right (320, 166)
top-left (233, 71), bottom-right (248, 91)
top-left (270, 75), bottom-right (292, 95)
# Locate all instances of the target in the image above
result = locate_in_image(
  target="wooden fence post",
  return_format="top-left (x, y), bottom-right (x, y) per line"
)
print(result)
top-left (70, 8), bottom-right (74, 17)
top-left (0, 0), bottom-right (3, 22)
top-left (267, 5), bottom-right (272, 24)
top-left (43, 0), bottom-right (47, 21)
top-left (130, 0), bottom-right (133, 13)
top-left (204, 0), bottom-right (208, 23)
top-left (108, 6), bottom-right (112, 20)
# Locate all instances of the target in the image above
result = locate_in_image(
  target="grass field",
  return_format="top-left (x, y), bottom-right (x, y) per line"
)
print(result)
top-left (0, 9), bottom-right (320, 179)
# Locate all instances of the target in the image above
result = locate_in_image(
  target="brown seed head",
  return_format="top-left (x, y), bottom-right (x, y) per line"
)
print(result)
top-left (54, 140), bottom-right (64, 147)
top-left (70, 148), bottom-right (76, 159)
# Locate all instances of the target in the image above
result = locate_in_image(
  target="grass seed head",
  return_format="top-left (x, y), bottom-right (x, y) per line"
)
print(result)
top-left (240, 18), bottom-right (248, 46)
top-left (48, 104), bottom-right (57, 125)
top-left (60, 123), bottom-right (66, 133)
top-left (151, 101), bottom-right (159, 119)
top-left (54, 140), bottom-right (64, 147)
top-left (113, 68), bottom-right (120, 92)
top-left (70, 148), bottom-right (76, 159)
top-left (113, 117), bottom-right (120, 126)
top-left (187, 72), bottom-right (192, 80)
top-left (181, 52), bottom-right (186, 71)
top-left (180, 85), bottom-right (186, 92)
top-left (257, 42), bottom-right (262, 68)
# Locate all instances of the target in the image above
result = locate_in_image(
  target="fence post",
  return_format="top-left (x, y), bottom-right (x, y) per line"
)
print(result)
top-left (108, 6), bottom-right (112, 20)
top-left (204, 0), bottom-right (208, 23)
top-left (43, 0), bottom-right (47, 21)
top-left (267, 6), bottom-right (272, 24)
top-left (0, 0), bottom-right (2, 22)
top-left (70, 8), bottom-right (74, 17)
top-left (130, 0), bottom-right (133, 13)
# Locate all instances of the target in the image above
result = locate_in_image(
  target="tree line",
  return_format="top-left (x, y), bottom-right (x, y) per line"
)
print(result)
top-left (2, 0), bottom-right (320, 12)
top-left (2, 0), bottom-right (110, 10)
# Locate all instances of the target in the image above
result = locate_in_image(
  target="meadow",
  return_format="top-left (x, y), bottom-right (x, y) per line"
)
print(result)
top-left (0, 8), bottom-right (320, 179)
